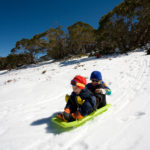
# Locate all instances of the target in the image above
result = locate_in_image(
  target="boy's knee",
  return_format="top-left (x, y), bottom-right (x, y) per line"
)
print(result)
top-left (80, 102), bottom-right (94, 116)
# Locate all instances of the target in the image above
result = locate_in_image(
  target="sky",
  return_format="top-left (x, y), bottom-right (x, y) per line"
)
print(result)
top-left (0, 0), bottom-right (123, 57)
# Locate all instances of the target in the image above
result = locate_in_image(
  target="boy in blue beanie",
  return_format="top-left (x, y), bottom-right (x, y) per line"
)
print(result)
top-left (86, 71), bottom-right (111, 109)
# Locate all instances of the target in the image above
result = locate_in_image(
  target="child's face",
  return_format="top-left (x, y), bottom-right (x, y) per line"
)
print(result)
top-left (72, 86), bottom-right (82, 95)
top-left (91, 79), bottom-right (100, 86)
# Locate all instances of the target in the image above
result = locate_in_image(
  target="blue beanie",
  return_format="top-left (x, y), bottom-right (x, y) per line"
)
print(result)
top-left (90, 71), bottom-right (102, 80)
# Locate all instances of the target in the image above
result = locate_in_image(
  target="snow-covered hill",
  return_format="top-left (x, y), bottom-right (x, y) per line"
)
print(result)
top-left (0, 50), bottom-right (150, 150)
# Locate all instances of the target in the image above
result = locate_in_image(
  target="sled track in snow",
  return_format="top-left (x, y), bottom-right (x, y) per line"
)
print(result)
top-left (111, 52), bottom-right (149, 114)
top-left (42, 52), bottom-right (150, 150)
top-left (1, 51), bottom-right (150, 150)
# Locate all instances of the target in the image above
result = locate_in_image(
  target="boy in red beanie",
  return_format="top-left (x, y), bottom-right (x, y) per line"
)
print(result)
top-left (57, 75), bottom-right (96, 122)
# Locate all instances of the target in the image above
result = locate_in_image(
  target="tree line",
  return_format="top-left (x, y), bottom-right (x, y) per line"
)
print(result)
top-left (0, 0), bottom-right (150, 70)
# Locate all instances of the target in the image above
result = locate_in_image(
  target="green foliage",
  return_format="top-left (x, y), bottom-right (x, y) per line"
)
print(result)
top-left (97, 0), bottom-right (150, 54)
top-left (68, 21), bottom-right (96, 54)
top-left (46, 26), bottom-right (68, 59)
top-left (0, 53), bottom-right (31, 70)
top-left (0, 57), bottom-right (7, 70)
top-left (12, 32), bottom-right (47, 63)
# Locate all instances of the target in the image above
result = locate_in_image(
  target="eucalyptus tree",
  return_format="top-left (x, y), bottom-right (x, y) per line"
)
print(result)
top-left (96, 0), bottom-right (150, 53)
top-left (67, 21), bottom-right (96, 54)
top-left (45, 26), bottom-right (68, 59)
top-left (12, 32), bottom-right (47, 63)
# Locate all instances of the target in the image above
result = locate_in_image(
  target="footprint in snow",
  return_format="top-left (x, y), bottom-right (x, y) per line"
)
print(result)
top-left (119, 112), bottom-right (146, 122)
top-left (134, 111), bottom-right (146, 118)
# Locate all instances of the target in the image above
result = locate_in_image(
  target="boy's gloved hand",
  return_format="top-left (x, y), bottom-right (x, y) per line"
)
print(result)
top-left (95, 88), bottom-right (106, 94)
top-left (76, 96), bottom-right (85, 105)
top-left (65, 94), bottom-right (70, 103)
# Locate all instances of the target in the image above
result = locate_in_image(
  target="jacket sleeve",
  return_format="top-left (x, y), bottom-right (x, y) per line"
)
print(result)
top-left (65, 92), bottom-right (77, 110)
top-left (101, 81), bottom-right (111, 95)
top-left (86, 83), bottom-right (92, 89)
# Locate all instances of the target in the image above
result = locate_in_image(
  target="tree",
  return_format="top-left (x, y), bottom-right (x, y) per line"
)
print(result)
top-left (6, 53), bottom-right (31, 69)
top-left (67, 21), bottom-right (96, 54)
top-left (12, 32), bottom-right (47, 63)
top-left (46, 26), bottom-right (68, 59)
top-left (96, 0), bottom-right (150, 54)
top-left (0, 57), bottom-right (7, 70)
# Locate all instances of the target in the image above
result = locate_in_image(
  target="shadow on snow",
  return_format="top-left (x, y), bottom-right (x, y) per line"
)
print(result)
top-left (30, 112), bottom-right (73, 135)
top-left (59, 53), bottom-right (131, 67)
top-left (1, 51), bottom-right (145, 75)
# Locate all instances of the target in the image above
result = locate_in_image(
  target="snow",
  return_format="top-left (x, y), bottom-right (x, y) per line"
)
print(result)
top-left (0, 50), bottom-right (150, 150)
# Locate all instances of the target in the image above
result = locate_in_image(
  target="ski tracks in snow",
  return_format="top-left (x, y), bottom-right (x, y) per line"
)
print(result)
top-left (98, 53), bottom-right (150, 150)
top-left (111, 52), bottom-right (149, 113)
top-left (31, 52), bottom-right (150, 150)
top-left (49, 52), bottom-right (150, 150)
top-left (0, 51), bottom-right (150, 150)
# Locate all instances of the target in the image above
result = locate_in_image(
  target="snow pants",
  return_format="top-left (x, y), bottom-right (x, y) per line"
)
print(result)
top-left (95, 93), bottom-right (106, 109)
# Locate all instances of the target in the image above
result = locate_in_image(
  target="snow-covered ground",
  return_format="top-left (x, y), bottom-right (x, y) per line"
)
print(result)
top-left (0, 50), bottom-right (150, 150)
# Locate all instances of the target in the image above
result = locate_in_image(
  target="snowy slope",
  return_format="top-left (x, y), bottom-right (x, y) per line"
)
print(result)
top-left (0, 50), bottom-right (150, 150)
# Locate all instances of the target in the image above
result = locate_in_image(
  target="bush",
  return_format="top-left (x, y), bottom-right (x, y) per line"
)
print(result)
top-left (147, 48), bottom-right (150, 55)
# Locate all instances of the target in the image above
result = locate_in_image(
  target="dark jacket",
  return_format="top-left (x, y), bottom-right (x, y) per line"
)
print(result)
top-left (86, 81), bottom-right (111, 95)
top-left (65, 87), bottom-right (96, 116)
top-left (86, 81), bottom-right (111, 108)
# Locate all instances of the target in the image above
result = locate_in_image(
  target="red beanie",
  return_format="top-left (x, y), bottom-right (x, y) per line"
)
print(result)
top-left (71, 75), bottom-right (87, 89)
